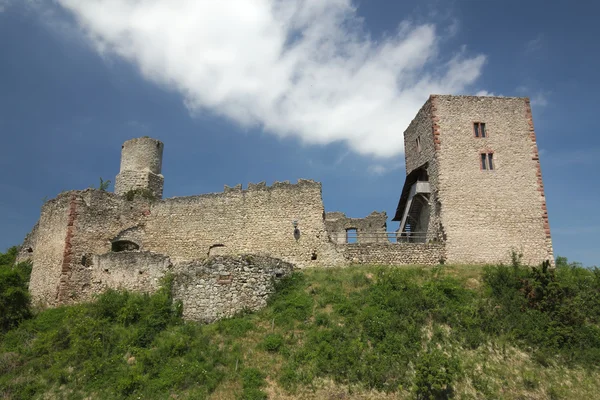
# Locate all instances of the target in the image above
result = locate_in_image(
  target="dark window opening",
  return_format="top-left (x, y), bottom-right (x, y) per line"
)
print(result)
top-left (416, 136), bottom-right (422, 153)
top-left (26, 247), bottom-right (33, 253)
top-left (474, 122), bottom-right (486, 138)
top-left (111, 240), bottom-right (140, 252)
top-left (481, 152), bottom-right (494, 170)
top-left (311, 251), bottom-right (318, 260)
top-left (346, 228), bottom-right (358, 244)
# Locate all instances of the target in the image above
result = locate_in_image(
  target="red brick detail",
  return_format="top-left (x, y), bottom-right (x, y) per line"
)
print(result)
top-left (430, 95), bottom-right (441, 153)
top-left (57, 194), bottom-right (78, 304)
top-left (525, 99), bottom-right (552, 241)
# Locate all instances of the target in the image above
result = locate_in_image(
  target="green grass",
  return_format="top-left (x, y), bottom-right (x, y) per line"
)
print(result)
top-left (1, 255), bottom-right (600, 399)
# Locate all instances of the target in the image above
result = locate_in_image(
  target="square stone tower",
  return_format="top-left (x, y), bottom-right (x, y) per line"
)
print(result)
top-left (393, 95), bottom-right (553, 265)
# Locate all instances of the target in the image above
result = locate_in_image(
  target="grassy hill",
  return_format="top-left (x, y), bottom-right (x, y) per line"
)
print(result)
top-left (1, 250), bottom-right (599, 399)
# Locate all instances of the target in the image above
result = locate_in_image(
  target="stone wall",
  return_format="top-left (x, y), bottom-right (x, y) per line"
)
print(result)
top-left (341, 243), bottom-right (445, 266)
top-left (89, 251), bottom-right (172, 297)
top-left (114, 170), bottom-right (164, 199)
top-left (325, 211), bottom-right (388, 244)
top-left (400, 97), bottom-right (444, 240)
top-left (24, 195), bottom-right (72, 306)
top-left (51, 189), bottom-right (150, 304)
top-left (142, 179), bottom-right (342, 267)
top-left (26, 181), bottom-right (341, 306)
top-left (432, 95), bottom-right (553, 265)
top-left (172, 255), bottom-right (294, 323)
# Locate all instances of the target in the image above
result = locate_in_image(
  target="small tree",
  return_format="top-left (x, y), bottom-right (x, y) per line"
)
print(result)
top-left (0, 247), bottom-right (32, 332)
top-left (98, 177), bottom-right (111, 191)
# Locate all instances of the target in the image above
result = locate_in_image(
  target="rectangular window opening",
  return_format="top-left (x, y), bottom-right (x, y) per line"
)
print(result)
top-left (474, 122), bottom-right (486, 138)
top-left (488, 153), bottom-right (494, 170)
top-left (480, 153), bottom-right (487, 170)
top-left (346, 228), bottom-right (357, 244)
top-left (416, 136), bottom-right (422, 153)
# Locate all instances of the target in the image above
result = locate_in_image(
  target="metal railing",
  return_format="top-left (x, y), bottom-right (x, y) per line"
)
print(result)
top-left (342, 231), bottom-right (430, 244)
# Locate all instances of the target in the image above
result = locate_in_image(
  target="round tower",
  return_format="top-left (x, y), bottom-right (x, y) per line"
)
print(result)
top-left (114, 137), bottom-right (164, 199)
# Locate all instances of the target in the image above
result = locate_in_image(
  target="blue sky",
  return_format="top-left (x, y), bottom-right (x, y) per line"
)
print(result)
top-left (0, 0), bottom-right (598, 266)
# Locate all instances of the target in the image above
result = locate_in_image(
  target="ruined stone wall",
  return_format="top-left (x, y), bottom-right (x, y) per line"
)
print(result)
top-left (172, 255), bottom-right (294, 323)
top-left (341, 243), bottom-right (445, 266)
top-left (402, 98), bottom-right (443, 240)
top-left (142, 180), bottom-right (341, 267)
top-left (25, 195), bottom-right (71, 306)
top-left (27, 181), bottom-right (341, 305)
top-left (325, 211), bottom-right (388, 244)
top-left (25, 190), bottom-right (153, 305)
top-left (89, 251), bottom-right (172, 296)
top-left (432, 95), bottom-right (553, 265)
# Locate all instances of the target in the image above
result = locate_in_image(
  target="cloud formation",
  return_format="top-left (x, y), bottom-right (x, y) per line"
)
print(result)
top-left (55, 0), bottom-right (486, 157)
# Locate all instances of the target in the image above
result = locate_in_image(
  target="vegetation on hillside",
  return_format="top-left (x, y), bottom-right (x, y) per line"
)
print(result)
top-left (0, 247), bottom-right (599, 399)
top-left (0, 247), bottom-right (32, 332)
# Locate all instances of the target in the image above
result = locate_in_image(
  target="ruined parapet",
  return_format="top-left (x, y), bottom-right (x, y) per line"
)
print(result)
top-left (325, 211), bottom-right (388, 244)
top-left (114, 137), bottom-right (164, 199)
top-left (172, 255), bottom-right (294, 323)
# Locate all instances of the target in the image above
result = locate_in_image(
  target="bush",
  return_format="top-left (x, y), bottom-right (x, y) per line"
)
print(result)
top-left (413, 349), bottom-right (460, 399)
top-left (262, 333), bottom-right (284, 352)
top-left (0, 247), bottom-right (32, 332)
top-left (482, 260), bottom-right (600, 365)
top-left (240, 368), bottom-right (267, 400)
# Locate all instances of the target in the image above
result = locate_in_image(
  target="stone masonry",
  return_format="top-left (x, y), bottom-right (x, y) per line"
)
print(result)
top-left (394, 95), bottom-right (554, 265)
top-left (17, 94), bottom-right (554, 321)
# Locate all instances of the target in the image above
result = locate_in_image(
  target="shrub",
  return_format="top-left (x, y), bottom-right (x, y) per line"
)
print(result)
top-left (413, 349), bottom-right (460, 399)
top-left (0, 246), bottom-right (32, 332)
top-left (482, 261), bottom-right (600, 365)
top-left (240, 368), bottom-right (267, 400)
top-left (262, 333), bottom-right (284, 352)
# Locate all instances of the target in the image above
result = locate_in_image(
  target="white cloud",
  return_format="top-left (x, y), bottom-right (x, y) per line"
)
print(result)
top-left (54, 0), bottom-right (486, 158)
top-left (475, 90), bottom-right (495, 96)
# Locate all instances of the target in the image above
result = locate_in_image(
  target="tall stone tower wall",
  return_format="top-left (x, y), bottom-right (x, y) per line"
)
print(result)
top-left (114, 137), bottom-right (164, 198)
top-left (404, 95), bottom-right (553, 265)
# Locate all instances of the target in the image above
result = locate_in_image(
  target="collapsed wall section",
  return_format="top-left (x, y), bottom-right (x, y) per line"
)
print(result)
top-left (325, 211), bottom-right (388, 244)
top-left (172, 255), bottom-right (294, 322)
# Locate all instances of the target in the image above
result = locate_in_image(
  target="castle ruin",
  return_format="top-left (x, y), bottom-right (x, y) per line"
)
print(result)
top-left (17, 95), bottom-right (554, 320)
